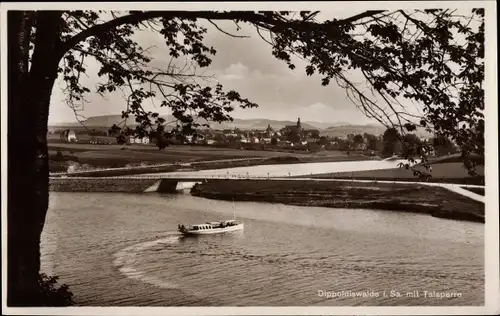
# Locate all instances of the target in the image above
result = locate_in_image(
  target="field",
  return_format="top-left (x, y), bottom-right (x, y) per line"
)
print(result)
top-left (48, 142), bottom-right (367, 173)
top-left (191, 179), bottom-right (484, 223)
top-left (305, 161), bottom-right (485, 185)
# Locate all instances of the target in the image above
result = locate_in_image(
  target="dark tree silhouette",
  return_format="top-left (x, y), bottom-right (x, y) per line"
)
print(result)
top-left (270, 137), bottom-right (278, 146)
top-left (432, 135), bottom-right (459, 156)
top-left (353, 134), bottom-right (364, 145)
top-left (286, 129), bottom-right (302, 144)
top-left (317, 136), bottom-right (330, 146)
top-left (7, 8), bottom-right (485, 305)
top-left (367, 139), bottom-right (377, 151)
top-left (402, 133), bottom-right (423, 157)
top-left (382, 127), bottom-right (402, 157)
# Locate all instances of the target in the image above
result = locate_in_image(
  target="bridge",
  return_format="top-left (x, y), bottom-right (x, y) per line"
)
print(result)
top-left (49, 174), bottom-right (485, 203)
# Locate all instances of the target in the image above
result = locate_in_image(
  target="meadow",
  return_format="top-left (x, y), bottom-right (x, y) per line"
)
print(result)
top-left (48, 141), bottom-right (364, 173)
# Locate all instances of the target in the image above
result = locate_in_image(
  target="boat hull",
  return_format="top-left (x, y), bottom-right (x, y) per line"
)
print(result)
top-left (181, 223), bottom-right (244, 235)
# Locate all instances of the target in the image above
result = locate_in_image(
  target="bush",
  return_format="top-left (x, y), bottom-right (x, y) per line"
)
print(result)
top-left (38, 273), bottom-right (74, 306)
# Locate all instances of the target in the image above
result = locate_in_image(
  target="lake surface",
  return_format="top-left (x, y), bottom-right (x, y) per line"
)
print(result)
top-left (141, 159), bottom-right (414, 178)
top-left (40, 192), bottom-right (484, 306)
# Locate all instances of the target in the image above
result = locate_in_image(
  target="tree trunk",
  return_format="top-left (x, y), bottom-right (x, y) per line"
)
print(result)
top-left (8, 11), bottom-right (63, 306)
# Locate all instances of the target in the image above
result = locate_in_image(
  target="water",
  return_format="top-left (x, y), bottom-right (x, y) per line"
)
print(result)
top-left (140, 159), bottom-right (414, 178)
top-left (40, 192), bottom-right (484, 306)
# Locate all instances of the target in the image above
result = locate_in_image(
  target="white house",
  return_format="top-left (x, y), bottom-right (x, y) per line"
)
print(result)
top-left (129, 136), bottom-right (150, 144)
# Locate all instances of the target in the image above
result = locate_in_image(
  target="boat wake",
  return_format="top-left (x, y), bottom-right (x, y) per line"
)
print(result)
top-left (112, 232), bottom-right (182, 289)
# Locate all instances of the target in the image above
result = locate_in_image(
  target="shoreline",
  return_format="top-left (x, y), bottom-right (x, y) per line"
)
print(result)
top-left (49, 177), bottom-right (485, 224)
top-left (190, 180), bottom-right (485, 223)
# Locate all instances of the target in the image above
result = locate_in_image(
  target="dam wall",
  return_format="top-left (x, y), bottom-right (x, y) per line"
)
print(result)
top-left (49, 178), bottom-right (185, 193)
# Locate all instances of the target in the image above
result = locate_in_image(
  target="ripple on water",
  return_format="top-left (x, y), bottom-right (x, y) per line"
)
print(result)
top-left (113, 234), bottom-right (182, 290)
top-left (42, 192), bottom-right (484, 306)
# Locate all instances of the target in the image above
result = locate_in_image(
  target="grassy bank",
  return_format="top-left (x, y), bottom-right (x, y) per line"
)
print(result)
top-left (191, 180), bottom-right (484, 223)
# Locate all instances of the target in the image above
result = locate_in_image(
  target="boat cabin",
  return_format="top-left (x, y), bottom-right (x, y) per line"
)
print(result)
top-left (191, 224), bottom-right (212, 231)
top-left (223, 220), bottom-right (237, 226)
top-left (189, 220), bottom-right (238, 230)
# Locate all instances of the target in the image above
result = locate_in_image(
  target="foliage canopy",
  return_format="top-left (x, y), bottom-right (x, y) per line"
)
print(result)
top-left (34, 9), bottom-right (485, 169)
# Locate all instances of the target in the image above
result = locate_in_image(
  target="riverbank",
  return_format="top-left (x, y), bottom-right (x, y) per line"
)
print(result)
top-left (191, 180), bottom-right (485, 223)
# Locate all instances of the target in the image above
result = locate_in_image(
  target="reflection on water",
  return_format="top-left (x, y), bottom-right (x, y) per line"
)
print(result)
top-left (41, 192), bottom-right (484, 306)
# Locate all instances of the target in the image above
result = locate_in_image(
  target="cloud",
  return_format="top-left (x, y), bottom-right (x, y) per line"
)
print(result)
top-left (219, 63), bottom-right (250, 81)
top-left (47, 14), bottom-right (387, 126)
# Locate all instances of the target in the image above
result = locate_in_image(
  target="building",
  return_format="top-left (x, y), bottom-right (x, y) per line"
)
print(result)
top-left (129, 136), bottom-right (150, 144)
top-left (265, 124), bottom-right (274, 137)
top-left (280, 118), bottom-right (304, 142)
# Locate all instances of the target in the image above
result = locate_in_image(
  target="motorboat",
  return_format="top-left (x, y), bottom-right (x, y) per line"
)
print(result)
top-left (178, 219), bottom-right (244, 235)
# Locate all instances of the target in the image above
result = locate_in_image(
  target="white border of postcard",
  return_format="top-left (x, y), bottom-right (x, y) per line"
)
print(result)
top-left (1, 1), bottom-right (498, 315)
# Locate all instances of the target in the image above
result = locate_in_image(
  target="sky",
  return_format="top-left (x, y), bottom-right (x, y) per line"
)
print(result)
top-left (48, 10), bottom-right (412, 125)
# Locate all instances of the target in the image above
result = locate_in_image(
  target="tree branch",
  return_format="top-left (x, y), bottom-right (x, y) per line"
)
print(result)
top-left (340, 10), bottom-right (386, 24)
top-left (207, 19), bottom-right (249, 38)
top-left (62, 10), bottom-right (389, 55)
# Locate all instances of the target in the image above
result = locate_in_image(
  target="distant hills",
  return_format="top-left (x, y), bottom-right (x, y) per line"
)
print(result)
top-left (210, 118), bottom-right (321, 131)
top-left (49, 114), bottom-right (138, 128)
top-left (50, 114), bottom-right (330, 130)
top-left (49, 114), bottom-right (433, 138)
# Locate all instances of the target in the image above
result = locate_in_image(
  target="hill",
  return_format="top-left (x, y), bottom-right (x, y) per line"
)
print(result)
top-left (209, 118), bottom-right (320, 131)
top-left (50, 115), bottom-right (325, 131)
top-left (320, 124), bottom-right (433, 139)
top-left (49, 114), bottom-right (432, 138)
